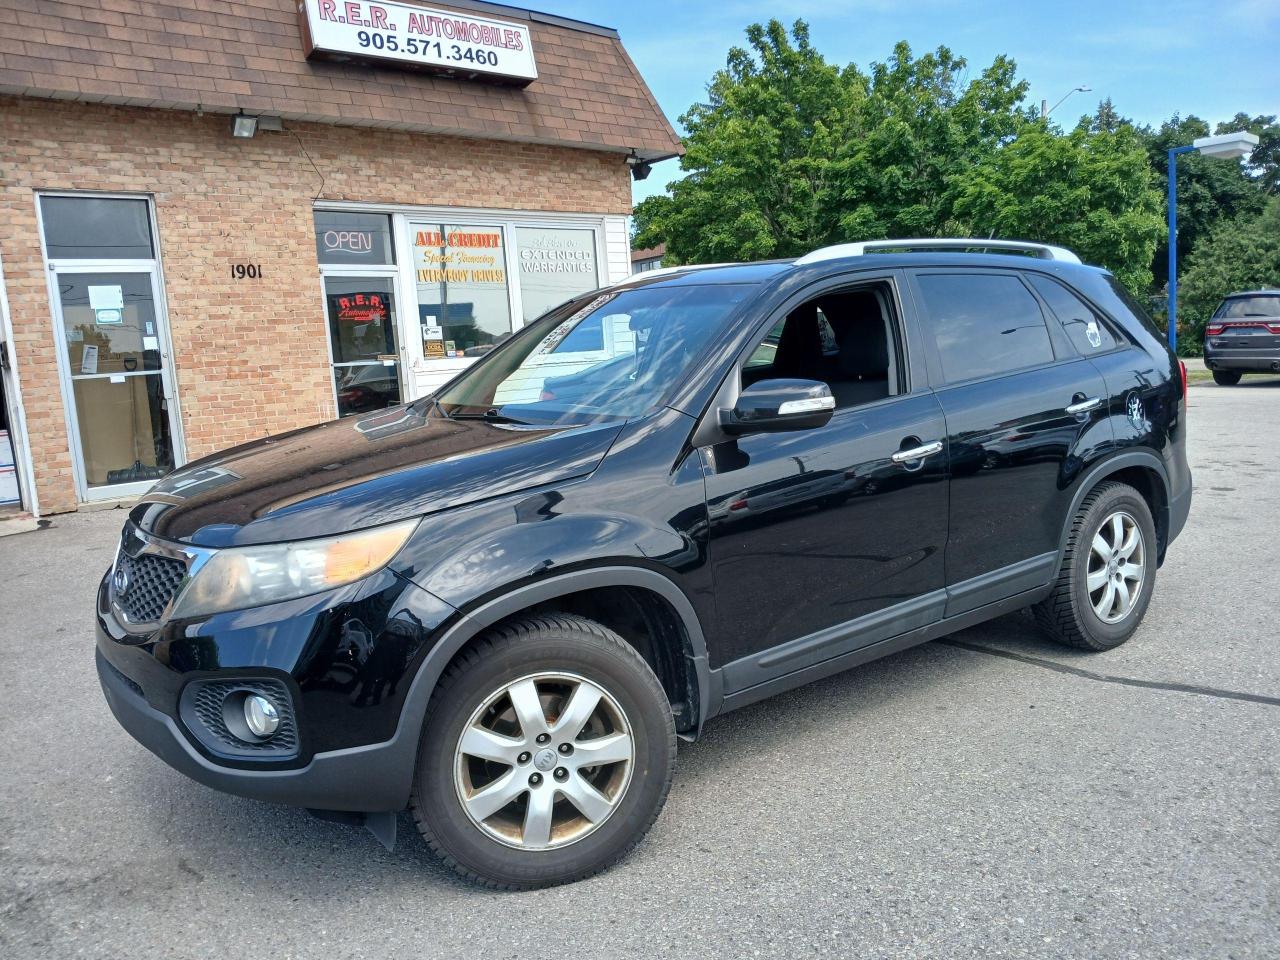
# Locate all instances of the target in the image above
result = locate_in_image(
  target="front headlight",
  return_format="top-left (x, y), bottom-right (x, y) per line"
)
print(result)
top-left (169, 518), bottom-right (419, 619)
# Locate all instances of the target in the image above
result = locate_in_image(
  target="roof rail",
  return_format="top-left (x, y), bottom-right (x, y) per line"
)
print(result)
top-left (794, 238), bottom-right (1082, 265)
top-left (610, 263), bottom-right (736, 288)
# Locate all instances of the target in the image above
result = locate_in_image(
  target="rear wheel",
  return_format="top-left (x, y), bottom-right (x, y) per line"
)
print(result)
top-left (410, 614), bottom-right (676, 889)
top-left (1034, 482), bottom-right (1157, 651)
top-left (1212, 369), bottom-right (1242, 386)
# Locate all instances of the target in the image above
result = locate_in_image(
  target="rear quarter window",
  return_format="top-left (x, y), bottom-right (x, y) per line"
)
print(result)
top-left (914, 273), bottom-right (1056, 384)
top-left (1027, 274), bottom-right (1118, 355)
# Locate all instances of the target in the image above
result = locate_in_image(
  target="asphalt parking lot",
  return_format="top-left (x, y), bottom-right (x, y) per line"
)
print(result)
top-left (2, 377), bottom-right (1278, 959)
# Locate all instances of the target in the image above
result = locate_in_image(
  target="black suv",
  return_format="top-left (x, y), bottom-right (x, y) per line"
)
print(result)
top-left (97, 239), bottom-right (1192, 889)
top-left (1203, 289), bottom-right (1280, 384)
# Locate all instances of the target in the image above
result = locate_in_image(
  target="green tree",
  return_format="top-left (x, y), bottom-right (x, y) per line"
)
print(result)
top-left (633, 20), bottom-right (857, 263)
top-left (1178, 198), bottom-right (1280, 349)
top-left (948, 124), bottom-right (1164, 292)
top-left (1216, 112), bottom-right (1280, 194)
top-left (828, 42), bottom-right (1027, 240)
top-left (632, 22), bottom-right (1029, 262)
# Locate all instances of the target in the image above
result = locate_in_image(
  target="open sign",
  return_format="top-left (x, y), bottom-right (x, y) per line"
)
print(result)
top-left (324, 230), bottom-right (374, 254)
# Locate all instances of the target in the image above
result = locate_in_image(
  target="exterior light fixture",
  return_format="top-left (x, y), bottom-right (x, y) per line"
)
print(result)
top-left (231, 113), bottom-right (259, 138)
top-left (1166, 130), bottom-right (1259, 350)
top-left (1190, 132), bottom-right (1260, 160)
top-left (243, 694), bottom-right (280, 738)
top-left (630, 160), bottom-right (652, 182)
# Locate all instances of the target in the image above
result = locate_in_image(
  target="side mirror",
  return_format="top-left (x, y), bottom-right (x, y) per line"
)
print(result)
top-left (723, 379), bottom-right (835, 436)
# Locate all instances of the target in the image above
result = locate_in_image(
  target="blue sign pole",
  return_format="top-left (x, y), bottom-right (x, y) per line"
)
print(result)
top-left (1167, 145), bottom-right (1196, 354)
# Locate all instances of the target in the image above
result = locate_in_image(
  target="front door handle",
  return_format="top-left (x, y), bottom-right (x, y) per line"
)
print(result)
top-left (1066, 396), bottom-right (1104, 416)
top-left (891, 440), bottom-right (943, 464)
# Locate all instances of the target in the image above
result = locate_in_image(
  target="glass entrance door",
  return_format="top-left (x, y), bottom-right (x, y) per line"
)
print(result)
top-left (324, 276), bottom-right (403, 417)
top-left (53, 270), bottom-right (177, 494)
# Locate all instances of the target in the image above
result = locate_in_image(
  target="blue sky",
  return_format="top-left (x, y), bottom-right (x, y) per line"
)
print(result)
top-left (541, 0), bottom-right (1280, 205)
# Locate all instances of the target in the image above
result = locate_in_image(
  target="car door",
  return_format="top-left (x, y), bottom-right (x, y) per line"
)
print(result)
top-left (905, 268), bottom-right (1112, 616)
top-left (701, 273), bottom-right (949, 689)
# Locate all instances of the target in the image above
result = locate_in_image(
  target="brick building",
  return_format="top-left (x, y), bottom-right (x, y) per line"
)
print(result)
top-left (0, 0), bottom-right (680, 516)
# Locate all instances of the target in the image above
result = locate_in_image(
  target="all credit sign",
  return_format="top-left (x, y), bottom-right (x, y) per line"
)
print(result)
top-left (299, 0), bottom-right (538, 85)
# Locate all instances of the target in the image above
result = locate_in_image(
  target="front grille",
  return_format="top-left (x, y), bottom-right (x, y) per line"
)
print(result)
top-left (179, 678), bottom-right (300, 760)
top-left (114, 550), bottom-right (187, 624)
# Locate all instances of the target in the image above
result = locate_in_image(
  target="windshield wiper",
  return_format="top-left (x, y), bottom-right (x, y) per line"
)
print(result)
top-left (450, 408), bottom-right (532, 425)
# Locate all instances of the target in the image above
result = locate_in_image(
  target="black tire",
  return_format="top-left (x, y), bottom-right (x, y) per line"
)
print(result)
top-left (1034, 482), bottom-right (1158, 651)
top-left (1212, 369), bottom-right (1242, 386)
top-left (410, 614), bottom-right (676, 890)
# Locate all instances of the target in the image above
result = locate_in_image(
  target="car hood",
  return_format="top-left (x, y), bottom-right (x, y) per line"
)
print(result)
top-left (130, 405), bottom-right (624, 547)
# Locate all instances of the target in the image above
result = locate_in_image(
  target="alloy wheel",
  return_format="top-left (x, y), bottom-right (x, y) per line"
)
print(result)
top-left (453, 672), bottom-right (634, 851)
top-left (1087, 510), bottom-right (1146, 624)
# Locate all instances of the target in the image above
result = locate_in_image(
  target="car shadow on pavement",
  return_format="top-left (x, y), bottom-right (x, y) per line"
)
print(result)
top-left (116, 609), bottom-right (1053, 893)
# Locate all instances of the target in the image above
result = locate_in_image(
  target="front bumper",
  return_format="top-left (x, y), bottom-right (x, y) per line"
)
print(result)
top-left (98, 649), bottom-right (414, 811)
top-left (96, 566), bottom-right (457, 811)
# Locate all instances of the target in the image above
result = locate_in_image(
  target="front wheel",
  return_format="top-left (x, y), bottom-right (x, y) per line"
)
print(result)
top-left (410, 615), bottom-right (676, 889)
top-left (1034, 482), bottom-right (1157, 651)
top-left (1212, 369), bottom-right (1242, 386)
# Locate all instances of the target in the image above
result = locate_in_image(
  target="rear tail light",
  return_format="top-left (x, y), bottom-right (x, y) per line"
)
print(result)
top-left (1179, 361), bottom-right (1188, 401)
top-left (1207, 320), bottom-right (1280, 335)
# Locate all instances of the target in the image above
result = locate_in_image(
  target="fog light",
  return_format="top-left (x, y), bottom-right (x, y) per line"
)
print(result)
top-left (244, 694), bottom-right (279, 738)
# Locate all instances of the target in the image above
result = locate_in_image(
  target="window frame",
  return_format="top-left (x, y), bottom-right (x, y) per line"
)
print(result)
top-left (906, 268), bottom-right (1072, 389)
top-left (692, 271), bottom-right (918, 448)
top-left (1023, 271), bottom-right (1128, 360)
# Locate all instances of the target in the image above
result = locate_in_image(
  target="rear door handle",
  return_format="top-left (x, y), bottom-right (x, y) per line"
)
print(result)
top-left (891, 440), bottom-right (943, 464)
top-left (1066, 396), bottom-right (1103, 416)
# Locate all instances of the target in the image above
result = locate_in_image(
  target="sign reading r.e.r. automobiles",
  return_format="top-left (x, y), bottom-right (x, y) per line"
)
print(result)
top-left (299, 0), bottom-right (537, 85)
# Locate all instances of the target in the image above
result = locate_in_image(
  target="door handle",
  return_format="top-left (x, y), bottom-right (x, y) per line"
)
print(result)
top-left (891, 440), bottom-right (943, 464)
top-left (1066, 396), bottom-right (1103, 416)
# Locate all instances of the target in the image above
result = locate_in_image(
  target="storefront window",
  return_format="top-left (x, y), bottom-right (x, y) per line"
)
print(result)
top-left (516, 226), bottom-right (599, 323)
top-left (315, 211), bottom-right (395, 266)
top-left (412, 222), bottom-right (511, 360)
top-left (40, 196), bottom-right (153, 260)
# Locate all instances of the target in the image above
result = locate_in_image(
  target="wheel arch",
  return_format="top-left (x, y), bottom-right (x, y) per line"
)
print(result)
top-left (411, 566), bottom-right (713, 742)
top-left (1058, 451), bottom-right (1171, 570)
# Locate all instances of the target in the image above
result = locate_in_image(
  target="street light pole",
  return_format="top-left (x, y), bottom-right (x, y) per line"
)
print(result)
top-left (1041, 85), bottom-right (1091, 119)
top-left (1164, 132), bottom-right (1259, 353)
top-left (1166, 145), bottom-right (1195, 353)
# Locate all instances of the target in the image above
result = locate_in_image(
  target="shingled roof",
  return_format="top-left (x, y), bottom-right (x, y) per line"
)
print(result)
top-left (0, 0), bottom-right (684, 160)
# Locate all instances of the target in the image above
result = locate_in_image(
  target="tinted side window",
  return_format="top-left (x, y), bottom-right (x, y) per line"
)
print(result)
top-left (1028, 274), bottom-right (1117, 355)
top-left (915, 274), bottom-right (1055, 384)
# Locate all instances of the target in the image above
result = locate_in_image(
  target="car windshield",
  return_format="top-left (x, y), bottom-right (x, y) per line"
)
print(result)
top-left (1218, 295), bottom-right (1280, 318)
top-left (432, 283), bottom-right (751, 425)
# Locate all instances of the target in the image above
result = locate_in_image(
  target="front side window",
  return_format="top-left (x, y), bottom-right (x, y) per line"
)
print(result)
top-left (434, 284), bottom-right (752, 425)
top-left (741, 283), bottom-right (900, 409)
top-left (1027, 274), bottom-right (1117, 355)
top-left (915, 273), bottom-right (1055, 384)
